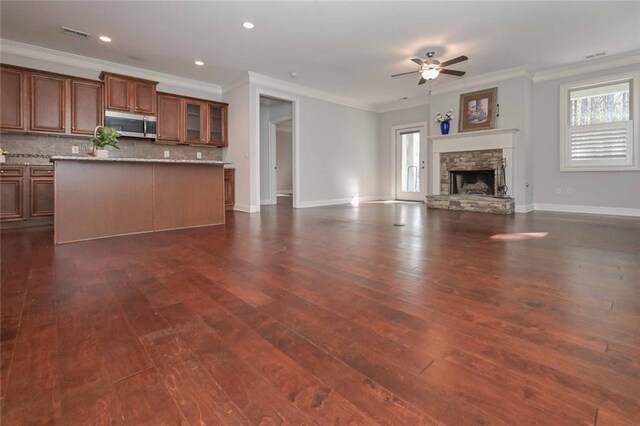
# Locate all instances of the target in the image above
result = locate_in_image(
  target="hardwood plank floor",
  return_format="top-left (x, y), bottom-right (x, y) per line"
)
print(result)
top-left (1, 201), bottom-right (639, 425)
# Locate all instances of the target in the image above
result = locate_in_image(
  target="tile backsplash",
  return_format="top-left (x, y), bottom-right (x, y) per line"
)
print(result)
top-left (0, 133), bottom-right (223, 165)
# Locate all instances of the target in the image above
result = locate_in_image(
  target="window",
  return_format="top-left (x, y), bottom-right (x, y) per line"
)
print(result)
top-left (560, 73), bottom-right (639, 171)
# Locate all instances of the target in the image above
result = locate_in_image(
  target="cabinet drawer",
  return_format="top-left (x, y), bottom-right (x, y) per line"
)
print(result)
top-left (0, 166), bottom-right (24, 177)
top-left (29, 167), bottom-right (54, 177)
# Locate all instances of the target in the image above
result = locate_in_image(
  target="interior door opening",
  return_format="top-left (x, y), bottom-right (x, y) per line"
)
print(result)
top-left (259, 95), bottom-right (294, 208)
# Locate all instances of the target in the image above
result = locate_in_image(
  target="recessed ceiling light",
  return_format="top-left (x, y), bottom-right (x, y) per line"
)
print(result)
top-left (289, 72), bottom-right (298, 77)
top-left (99, 35), bottom-right (112, 43)
top-left (243, 22), bottom-right (255, 29)
top-left (195, 60), bottom-right (204, 66)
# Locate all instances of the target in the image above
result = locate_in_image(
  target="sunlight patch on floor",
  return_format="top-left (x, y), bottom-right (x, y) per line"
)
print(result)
top-left (490, 232), bottom-right (549, 241)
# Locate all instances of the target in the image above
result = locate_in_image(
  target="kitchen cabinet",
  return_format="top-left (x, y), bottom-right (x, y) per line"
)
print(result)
top-left (224, 168), bottom-right (235, 210)
top-left (71, 79), bottom-right (103, 135)
top-left (1, 65), bottom-right (102, 136)
top-left (100, 72), bottom-right (157, 115)
top-left (29, 167), bottom-right (55, 217)
top-left (0, 166), bottom-right (25, 221)
top-left (157, 94), bottom-right (182, 142)
top-left (183, 99), bottom-right (206, 144)
top-left (29, 73), bottom-right (66, 133)
top-left (156, 93), bottom-right (228, 147)
top-left (0, 65), bottom-right (27, 131)
top-left (0, 165), bottom-right (54, 226)
top-left (207, 103), bottom-right (228, 147)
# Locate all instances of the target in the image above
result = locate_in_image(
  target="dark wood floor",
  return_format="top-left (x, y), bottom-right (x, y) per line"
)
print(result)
top-left (1, 201), bottom-right (639, 425)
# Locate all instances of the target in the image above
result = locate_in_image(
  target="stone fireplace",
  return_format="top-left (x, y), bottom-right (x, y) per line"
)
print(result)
top-left (440, 148), bottom-right (503, 195)
top-left (427, 129), bottom-right (518, 214)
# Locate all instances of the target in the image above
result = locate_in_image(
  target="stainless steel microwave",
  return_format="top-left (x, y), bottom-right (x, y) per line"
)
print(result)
top-left (104, 111), bottom-right (157, 139)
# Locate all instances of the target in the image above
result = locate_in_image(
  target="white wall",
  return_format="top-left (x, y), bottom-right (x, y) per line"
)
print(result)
top-left (222, 81), bottom-right (253, 212)
top-left (297, 95), bottom-right (379, 205)
top-left (377, 104), bottom-right (430, 197)
top-left (532, 64), bottom-right (640, 211)
top-left (276, 128), bottom-right (293, 192)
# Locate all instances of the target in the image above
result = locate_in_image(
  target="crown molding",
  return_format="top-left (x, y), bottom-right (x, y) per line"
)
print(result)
top-left (246, 71), bottom-right (377, 112)
top-left (533, 50), bottom-right (640, 83)
top-left (0, 39), bottom-right (222, 96)
top-left (376, 96), bottom-right (431, 113)
top-left (222, 73), bottom-right (250, 93)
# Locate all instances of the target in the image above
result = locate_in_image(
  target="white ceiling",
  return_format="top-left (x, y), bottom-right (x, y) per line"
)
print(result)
top-left (1, 1), bottom-right (639, 107)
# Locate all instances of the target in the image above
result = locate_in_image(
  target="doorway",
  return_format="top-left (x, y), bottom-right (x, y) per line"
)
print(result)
top-left (259, 96), bottom-right (294, 207)
top-left (395, 126), bottom-right (427, 201)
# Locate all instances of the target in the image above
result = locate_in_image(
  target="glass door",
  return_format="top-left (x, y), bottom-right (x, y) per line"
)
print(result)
top-left (208, 104), bottom-right (223, 146)
top-left (395, 128), bottom-right (426, 201)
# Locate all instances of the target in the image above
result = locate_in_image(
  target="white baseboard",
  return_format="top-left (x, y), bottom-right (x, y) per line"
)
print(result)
top-left (233, 204), bottom-right (260, 213)
top-left (533, 203), bottom-right (640, 217)
top-left (297, 195), bottom-right (390, 209)
top-left (515, 203), bottom-right (534, 213)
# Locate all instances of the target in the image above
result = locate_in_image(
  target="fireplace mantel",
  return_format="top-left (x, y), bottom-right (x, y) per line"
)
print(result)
top-left (428, 128), bottom-right (519, 142)
top-left (430, 128), bottom-right (519, 200)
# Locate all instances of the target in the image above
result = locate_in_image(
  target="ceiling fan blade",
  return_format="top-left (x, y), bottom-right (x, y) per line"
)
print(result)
top-left (440, 55), bottom-right (468, 67)
top-left (418, 77), bottom-right (427, 85)
top-left (440, 69), bottom-right (466, 76)
top-left (391, 70), bottom-right (420, 78)
top-left (411, 58), bottom-right (424, 66)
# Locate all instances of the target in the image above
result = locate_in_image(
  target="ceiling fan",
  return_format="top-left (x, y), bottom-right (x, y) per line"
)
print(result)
top-left (391, 51), bottom-right (468, 85)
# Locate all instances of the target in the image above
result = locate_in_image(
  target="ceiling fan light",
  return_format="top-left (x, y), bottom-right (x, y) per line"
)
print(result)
top-left (421, 68), bottom-right (440, 80)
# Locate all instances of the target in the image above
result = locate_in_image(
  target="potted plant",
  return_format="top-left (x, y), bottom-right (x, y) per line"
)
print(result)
top-left (91, 126), bottom-right (121, 158)
top-left (435, 110), bottom-right (454, 135)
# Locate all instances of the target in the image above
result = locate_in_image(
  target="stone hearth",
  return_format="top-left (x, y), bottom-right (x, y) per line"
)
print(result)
top-left (426, 195), bottom-right (515, 214)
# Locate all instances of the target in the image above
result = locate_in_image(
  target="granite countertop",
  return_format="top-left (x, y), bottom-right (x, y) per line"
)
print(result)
top-left (50, 156), bottom-right (232, 166)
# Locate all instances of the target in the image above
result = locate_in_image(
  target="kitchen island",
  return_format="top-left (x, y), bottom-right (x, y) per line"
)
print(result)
top-left (50, 156), bottom-right (231, 244)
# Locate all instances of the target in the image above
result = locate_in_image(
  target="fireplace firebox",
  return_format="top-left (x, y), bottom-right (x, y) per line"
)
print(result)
top-left (449, 170), bottom-right (495, 195)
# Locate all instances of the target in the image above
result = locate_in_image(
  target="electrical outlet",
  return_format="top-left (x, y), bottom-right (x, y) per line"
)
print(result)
top-left (163, 150), bottom-right (170, 158)
top-left (566, 187), bottom-right (573, 195)
top-left (196, 152), bottom-right (202, 159)
top-left (555, 187), bottom-right (562, 195)
top-left (71, 145), bottom-right (79, 154)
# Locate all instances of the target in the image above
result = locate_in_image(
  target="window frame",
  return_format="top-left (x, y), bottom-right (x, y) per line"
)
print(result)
top-left (559, 72), bottom-right (639, 172)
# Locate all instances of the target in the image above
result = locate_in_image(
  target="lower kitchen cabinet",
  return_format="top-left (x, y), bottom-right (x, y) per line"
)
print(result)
top-left (0, 165), bottom-right (54, 227)
top-left (0, 166), bottom-right (24, 221)
top-left (224, 168), bottom-right (235, 210)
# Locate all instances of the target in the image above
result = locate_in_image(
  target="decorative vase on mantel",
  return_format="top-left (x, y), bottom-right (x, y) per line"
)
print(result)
top-left (440, 121), bottom-right (450, 135)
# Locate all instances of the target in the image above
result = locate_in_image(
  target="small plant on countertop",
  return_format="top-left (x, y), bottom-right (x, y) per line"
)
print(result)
top-left (92, 126), bottom-right (121, 150)
top-left (435, 110), bottom-right (454, 123)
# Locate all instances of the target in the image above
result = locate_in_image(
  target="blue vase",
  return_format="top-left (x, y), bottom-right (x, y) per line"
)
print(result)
top-left (440, 121), bottom-right (450, 135)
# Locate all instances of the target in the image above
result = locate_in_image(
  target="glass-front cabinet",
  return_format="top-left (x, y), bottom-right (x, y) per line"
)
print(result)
top-left (180, 100), bottom-right (228, 146)
top-left (207, 103), bottom-right (227, 147)
top-left (183, 100), bottom-right (204, 144)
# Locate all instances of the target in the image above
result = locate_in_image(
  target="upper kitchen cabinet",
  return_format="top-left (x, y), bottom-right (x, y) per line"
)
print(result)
top-left (207, 103), bottom-right (228, 147)
top-left (183, 99), bottom-right (206, 144)
top-left (100, 72), bottom-right (157, 115)
top-left (71, 79), bottom-right (103, 135)
top-left (29, 72), bottom-right (66, 133)
top-left (157, 93), bottom-right (182, 143)
top-left (0, 65), bottom-right (27, 131)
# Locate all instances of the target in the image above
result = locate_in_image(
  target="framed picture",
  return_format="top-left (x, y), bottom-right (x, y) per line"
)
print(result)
top-left (458, 87), bottom-right (498, 132)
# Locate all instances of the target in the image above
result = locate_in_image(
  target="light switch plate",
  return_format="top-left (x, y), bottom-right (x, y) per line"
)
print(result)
top-left (72, 146), bottom-right (79, 154)
top-left (196, 152), bottom-right (202, 159)
top-left (164, 150), bottom-right (170, 158)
